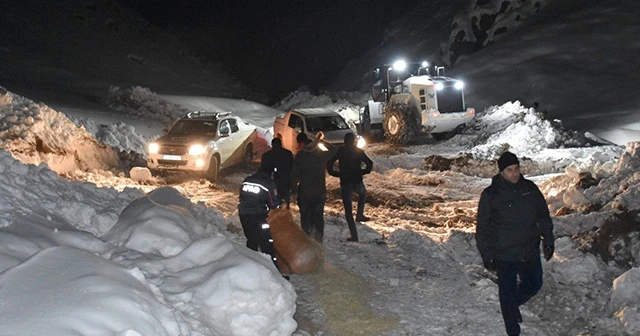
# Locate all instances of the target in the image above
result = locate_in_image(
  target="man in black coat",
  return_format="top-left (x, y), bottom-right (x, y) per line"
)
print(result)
top-left (290, 131), bottom-right (337, 243)
top-left (238, 166), bottom-right (281, 266)
top-left (260, 137), bottom-right (294, 207)
top-left (476, 151), bottom-right (555, 336)
top-left (327, 133), bottom-right (373, 242)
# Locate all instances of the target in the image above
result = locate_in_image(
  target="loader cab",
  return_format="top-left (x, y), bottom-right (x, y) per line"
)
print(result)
top-left (370, 61), bottom-right (432, 103)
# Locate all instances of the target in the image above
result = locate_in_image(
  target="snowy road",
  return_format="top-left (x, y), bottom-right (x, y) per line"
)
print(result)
top-left (65, 156), bottom-right (602, 336)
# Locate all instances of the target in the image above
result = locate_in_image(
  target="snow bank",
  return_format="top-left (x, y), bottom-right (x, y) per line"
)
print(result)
top-left (273, 89), bottom-right (363, 127)
top-left (108, 86), bottom-right (189, 126)
top-left (104, 186), bottom-right (220, 257)
top-left (0, 246), bottom-right (180, 336)
top-left (0, 150), bottom-right (297, 336)
top-left (0, 150), bottom-right (141, 234)
top-left (0, 87), bottom-right (126, 173)
top-left (420, 101), bottom-right (622, 177)
top-left (547, 237), bottom-right (603, 285)
top-left (608, 268), bottom-right (640, 334)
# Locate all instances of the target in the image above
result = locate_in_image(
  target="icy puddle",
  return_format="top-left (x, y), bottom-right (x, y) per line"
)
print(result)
top-left (313, 267), bottom-right (399, 336)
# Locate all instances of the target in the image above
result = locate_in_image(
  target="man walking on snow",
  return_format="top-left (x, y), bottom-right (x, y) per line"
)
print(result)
top-left (476, 151), bottom-right (555, 336)
top-left (290, 131), bottom-right (337, 243)
top-left (327, 132), bottom-right (373, 242)
top-left (260, 137), bottom-right (294, 207)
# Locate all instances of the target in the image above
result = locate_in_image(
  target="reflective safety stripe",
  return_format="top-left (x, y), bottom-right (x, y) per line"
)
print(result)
top-left (242, 182), bottom-right (270, 194)
top-left (261, 223), bottom-right (270, 229)
top-left (268, 239), bottom-right (273, 242)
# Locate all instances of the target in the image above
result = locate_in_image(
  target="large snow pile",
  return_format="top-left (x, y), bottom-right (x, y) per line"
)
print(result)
top-left (273, 89), bottom-right (363, 128)
top-left (0, 151), bottom-right (297, 335)
top-left (0, 87), bottom-right (130, 173)
top-left (108, 86), bottom-right (190, 127)
top-left (416, 101), bottom-right (623, 177)
top-left (70, 115), bottom-right (149, 156)
top-left (468, 101), bottom-right (606, 158)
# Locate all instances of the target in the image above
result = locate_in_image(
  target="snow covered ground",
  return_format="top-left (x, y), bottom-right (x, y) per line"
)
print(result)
top-left (2, 86), bottom-right (640, 335)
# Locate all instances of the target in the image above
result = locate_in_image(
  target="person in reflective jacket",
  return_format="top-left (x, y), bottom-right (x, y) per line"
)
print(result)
top-left (327, 132), bottom-right (373, 242)
top-left (238, 166), bottom-right (281, 267)
top-left (476, 151), bottom-right (555, 336)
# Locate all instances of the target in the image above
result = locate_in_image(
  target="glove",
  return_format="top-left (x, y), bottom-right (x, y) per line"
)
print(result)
top-left (482, 258), bottom-right (497, 272)
top-left (543, 243), bottom-right (555, 261)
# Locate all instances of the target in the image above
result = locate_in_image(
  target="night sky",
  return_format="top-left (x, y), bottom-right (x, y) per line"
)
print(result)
top-left (119, 0), bottom-right (420, 101)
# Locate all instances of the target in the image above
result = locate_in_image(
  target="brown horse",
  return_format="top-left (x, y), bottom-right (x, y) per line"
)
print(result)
top-left (267, 207), bottom-right (325, 275)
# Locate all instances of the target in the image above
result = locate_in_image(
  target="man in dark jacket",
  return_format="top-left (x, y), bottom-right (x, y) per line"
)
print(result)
top-left (260, 137), bottom-right (294, 207)
top-left (476, 151), bottom-right (555, 336)
top-left (290, 131), bottom-right (337, 243)
top-left (238, 166), bottom-right (281, 266)
top-left (327, 133), bottom-right (373, 242)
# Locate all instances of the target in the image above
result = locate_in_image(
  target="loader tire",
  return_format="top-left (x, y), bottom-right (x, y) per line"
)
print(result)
top-left (383, 103), bottom-right (417, 145)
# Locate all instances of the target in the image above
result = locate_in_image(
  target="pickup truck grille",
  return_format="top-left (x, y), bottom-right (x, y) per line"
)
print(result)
top-left (159, 145), bottom-right (189, 155)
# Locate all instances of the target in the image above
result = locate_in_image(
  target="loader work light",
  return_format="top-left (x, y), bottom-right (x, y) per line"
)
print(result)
top-left (435, 83), bottom-right (444, 91)
top-left (455, 81), bottom-right (464, 90)
top-left (392, 60), bottom-right (407, 72)
top-left (421, 61), bottom-right (429, 68)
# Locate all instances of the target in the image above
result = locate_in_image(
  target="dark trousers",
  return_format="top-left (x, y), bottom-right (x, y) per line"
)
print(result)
top-left (275, 180), bottom-right (291, 208)
top-left (298, 195), bottom-right (326, 243)
top-left (341, 182), bottom-right (366, 240)
top-left (496, 257), bottom-right (543, 336)
top-left (239, 213), bottom-right (276, 266)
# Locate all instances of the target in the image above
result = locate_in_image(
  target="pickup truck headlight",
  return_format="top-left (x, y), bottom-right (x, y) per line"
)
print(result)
top-left (148, 142), bottom-right (159, 154)
top-left (357, 136), bottom-right (366, 149)
top-left (189, 144), bottom-right (207, 156)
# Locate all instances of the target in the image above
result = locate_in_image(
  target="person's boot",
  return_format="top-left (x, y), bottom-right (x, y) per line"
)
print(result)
top-left (346, 236), bottom-right (358, 242)
top-left (355, 215), bottom-right (370, 222)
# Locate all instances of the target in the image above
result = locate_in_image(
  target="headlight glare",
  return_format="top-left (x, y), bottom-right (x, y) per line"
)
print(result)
top-left (455, 81), bottom-right (464, 90)
top-left (435, 83), bottom-right (444, 91)
top-left (148, 143), bottom-right (159, 154)
top-left (189, 144), bottom-right (206, 156)
top-left (357, 136), bottom-right (366, 149)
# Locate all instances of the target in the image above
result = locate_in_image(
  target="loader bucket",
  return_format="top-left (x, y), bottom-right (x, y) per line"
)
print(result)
top-left (267, 207), bottom-right (325, 275)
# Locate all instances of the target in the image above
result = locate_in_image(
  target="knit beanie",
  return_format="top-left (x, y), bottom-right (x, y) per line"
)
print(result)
top-left (498, 151), bottom-right (519, 172)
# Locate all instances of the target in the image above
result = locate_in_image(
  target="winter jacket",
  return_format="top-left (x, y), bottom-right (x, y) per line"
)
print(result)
top-left (290, 141), bottom-right (337, 201)
top-left (476, 174), bottom-right (554, 262)
top-left (260, 145), bottom-right (294, 192)
top-left (327, 145), bottom-right (373, 185)
top-left (238, 170), bottom-right (281, 216)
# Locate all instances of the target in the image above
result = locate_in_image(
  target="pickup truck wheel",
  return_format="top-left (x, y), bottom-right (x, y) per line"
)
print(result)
top-left (383, 103), bottom-right (417, 145)
top-left (243, 143), bottom-right (254, 164)
top-left (206, 156), bottom-right (220, 183)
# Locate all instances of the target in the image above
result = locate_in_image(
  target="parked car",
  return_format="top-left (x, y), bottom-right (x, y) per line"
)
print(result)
top-left (273, 108), bottom-right (365, 154)
top-left (147, 111), bottom-right (257, 182)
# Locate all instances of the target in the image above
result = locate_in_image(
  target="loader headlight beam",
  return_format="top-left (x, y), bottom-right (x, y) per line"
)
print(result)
top-left (392, 60), bottom-right (407, 72)
top-left (455, 81), bottom-right (464, 90)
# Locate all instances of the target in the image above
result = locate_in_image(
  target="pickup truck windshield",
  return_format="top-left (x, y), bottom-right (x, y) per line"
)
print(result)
top-left (306, 115), bottom-right (349, 132)
top-left (168, 120), bottom-right (218, 136)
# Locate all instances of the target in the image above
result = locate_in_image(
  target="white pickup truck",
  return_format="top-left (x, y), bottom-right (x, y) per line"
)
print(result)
top-left (273, 108), bottom-right (366, 154)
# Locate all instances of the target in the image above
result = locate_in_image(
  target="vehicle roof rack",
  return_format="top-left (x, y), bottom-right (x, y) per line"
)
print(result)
top-left (185, 111), bottom-right (232, 119)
